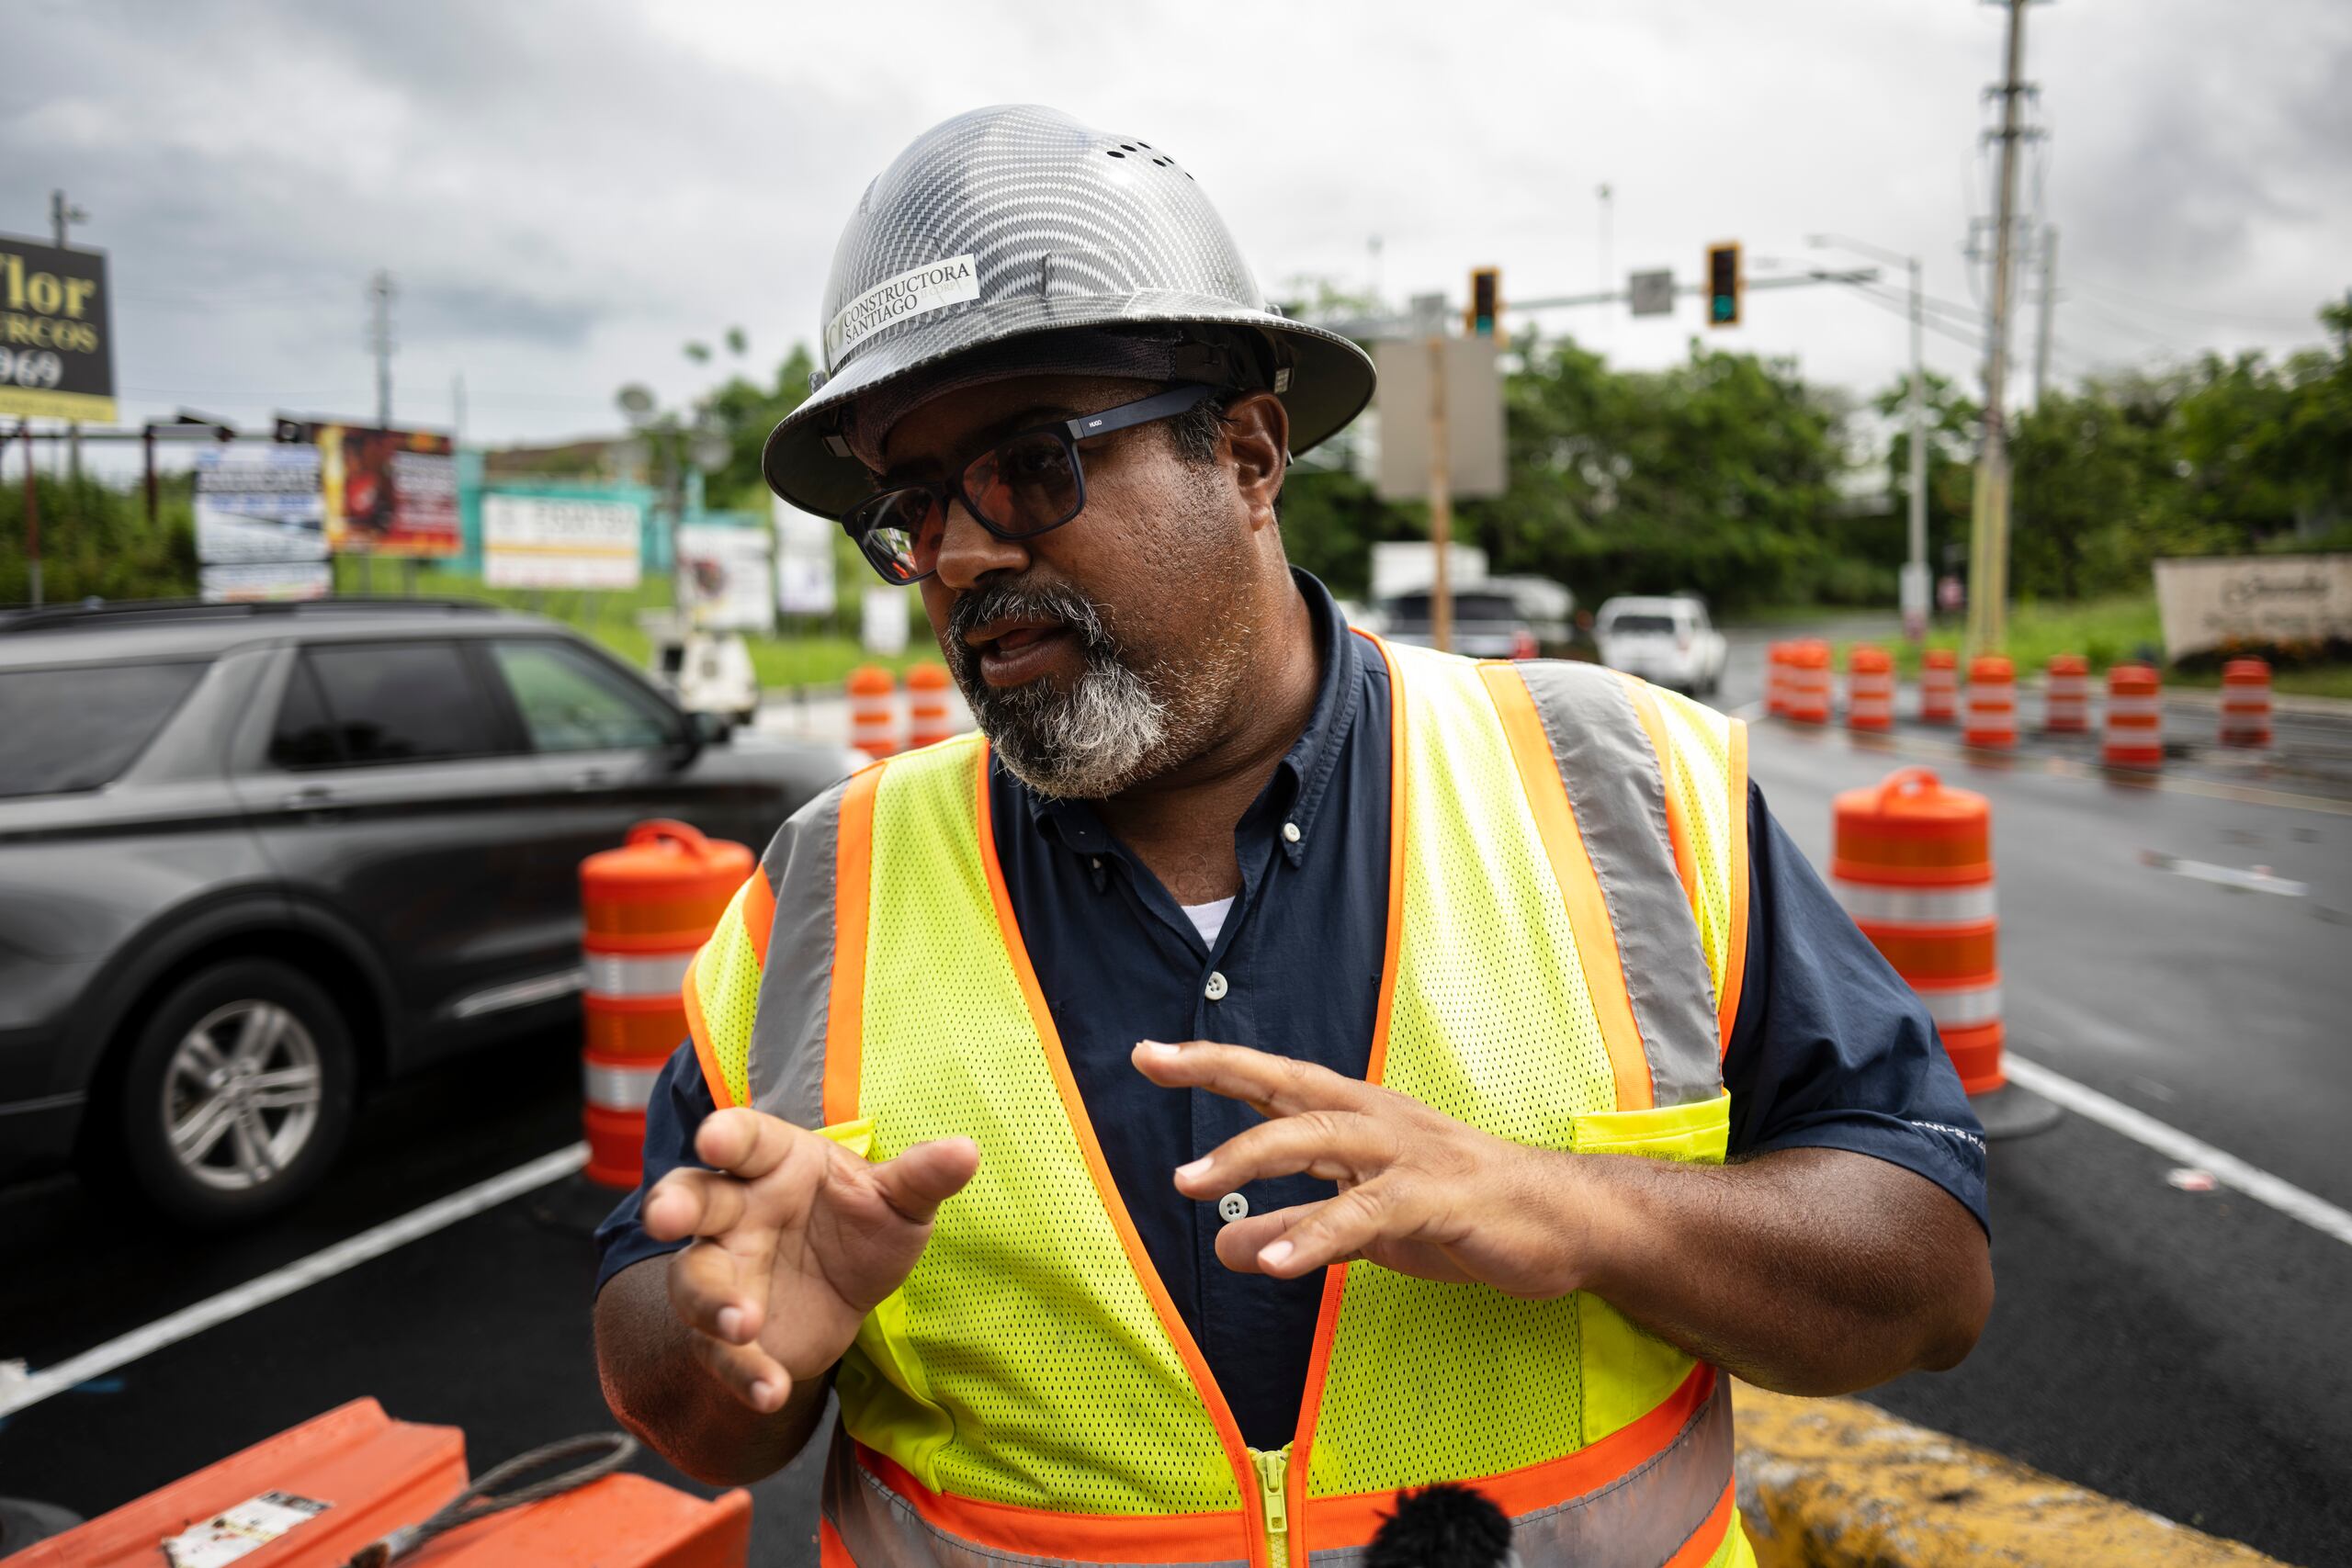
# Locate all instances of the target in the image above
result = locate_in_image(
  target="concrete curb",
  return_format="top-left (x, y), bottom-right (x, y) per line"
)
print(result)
top-left (1733, 1383), bottom-right (2293, 1566)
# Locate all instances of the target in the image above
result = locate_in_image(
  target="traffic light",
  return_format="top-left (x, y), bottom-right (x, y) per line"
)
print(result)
top-left (1705, 243), bottom-right (1741, 327)
top-left (1467, 267), bottom-right (1501, 336)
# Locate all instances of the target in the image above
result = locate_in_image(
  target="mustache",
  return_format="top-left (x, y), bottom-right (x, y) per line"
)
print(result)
top-left (946, 579), bottom-right (1115, 654)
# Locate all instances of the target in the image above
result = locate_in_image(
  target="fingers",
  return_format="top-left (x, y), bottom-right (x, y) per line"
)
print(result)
top-left (641, 1167), bottom-right (755, 1244)
top-left (1130, 1040), bottom-right (1371, 1117)
top-left (1252, 1178), bottom-right (1422, 1280)
top-left (869, 1137), bottom-right (980, 1225)
top-left (1210, 1202), bottom-right (1319, 1274)
top-left (1171, 1111), bottom-right (1394, 1198)
top-left (685, 1315), bottom-right (793, 1414)
top-left (668, 1234), bottom-right (771, 1344)
top-left (694, 1107), bottom-right (806, 1180)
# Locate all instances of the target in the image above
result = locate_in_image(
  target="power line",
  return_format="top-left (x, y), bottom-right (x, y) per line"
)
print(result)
top-left (2065, 276), bottom-right (2319, 332)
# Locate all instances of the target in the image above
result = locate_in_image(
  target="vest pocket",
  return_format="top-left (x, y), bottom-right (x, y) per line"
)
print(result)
top-left (1568, 1089), bottom-right (1731, 1164)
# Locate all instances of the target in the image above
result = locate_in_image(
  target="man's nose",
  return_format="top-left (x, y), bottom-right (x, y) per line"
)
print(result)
top-left (931, 497), bottom-right (1030, 591)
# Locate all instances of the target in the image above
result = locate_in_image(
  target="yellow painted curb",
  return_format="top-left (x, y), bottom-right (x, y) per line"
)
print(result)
top-left (1733, 1383), bottom-right (2293, 1567)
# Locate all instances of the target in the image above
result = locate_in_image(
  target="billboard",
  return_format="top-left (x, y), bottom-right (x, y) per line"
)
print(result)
top-left (2154, 554), bottom-right (2352, 659)
top-left (194, 445), bottom-right (327, 565)
top-left (773, 499), bottom-right (838, 615)
top-left (0, 236), bottom-right (114, 423)
top-left (680, 522), bottom-right (775, 632)
top-left (276, 419), bottom-right (460, 558)
top-left (200, 561), bottom-right (333, 603)
top-left (1372, 335), bottom-right (1506, 502)
top-left (481, 492), bottom-right (642, 590)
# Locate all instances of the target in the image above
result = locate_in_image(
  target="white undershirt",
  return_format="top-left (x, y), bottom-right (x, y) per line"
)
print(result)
top-left (1182, 896), bottom-right (1235, 947)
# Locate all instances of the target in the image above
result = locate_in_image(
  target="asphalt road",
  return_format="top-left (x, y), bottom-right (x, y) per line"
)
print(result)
top-left (6, 637), bottom-right (2348, 1565)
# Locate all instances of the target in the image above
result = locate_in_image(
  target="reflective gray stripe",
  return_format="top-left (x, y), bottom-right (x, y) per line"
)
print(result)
top-left (582, 1058), bottom-right (662, 1111)
top-left (820, 1422), bottom-right (1248, 1567)
top-left (582, 950), bottom-right (695, 998)
top-left (1517, 662), bottom-right (1723, 1108)
top-left (743, 781), bottom-right (845, 1129)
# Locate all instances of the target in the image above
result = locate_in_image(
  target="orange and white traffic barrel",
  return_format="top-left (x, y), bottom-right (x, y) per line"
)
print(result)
top-left (847, 664), bottom-right (899, 759)
top-left (1832, 768), bottom-right (2004, 1095)
top-left (1920, 648), bottom-right (1959, 725)
top-left (1766, 642), bottom-right (1791, 716)
top-left (2103, 663), bottom-right (2165, 769)
top-left (1786, 641), bottom-right (1833, 725)
top-left (2044, 653), bottom-right (2090, 734)
top-left (905, 661), bottom-right (956, 749)
top-left (1963, 655), bottom-right (2017, 749)
top-left (2219, 658), bottom-right (2272, 748)
top-left (580, 820), bottom-right (754, 1190)
top-left (1846, 645), bottom-right (1894, 732)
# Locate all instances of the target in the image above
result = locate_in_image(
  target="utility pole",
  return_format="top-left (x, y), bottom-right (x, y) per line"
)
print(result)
top-left (1596, 183), bottom-right (1613, 349)
top-left (2032, 224), bottom-right (2059, 408)
top-left (1427, 333), bottom-right (1453, 654)
top-left (51, 190), bottom-right (87, 484)
top-left (1967, 0), bottom-right (2032, 657)
top-left (368, 270), bottom-right (395, 429)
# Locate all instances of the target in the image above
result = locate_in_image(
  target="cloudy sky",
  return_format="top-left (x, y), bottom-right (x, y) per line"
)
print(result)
top-left (9, 0), bottom-right (2347, 454)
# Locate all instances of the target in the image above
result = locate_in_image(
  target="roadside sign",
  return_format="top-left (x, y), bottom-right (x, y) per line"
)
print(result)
top-left (0, 235), bottom-right (114, 422)
top-left (194, 446), bottom-right (326, 565)
top-left (773, 498), bottom-right (838, 615)
top-left (680, 521), bottom-right (775, 632)
top-left (482, 491), bottom-right (643, 589)
top-left (1372, 335), bottom-right (1506, 502)
top-left (1628, 269), bottom-right (1676, 317)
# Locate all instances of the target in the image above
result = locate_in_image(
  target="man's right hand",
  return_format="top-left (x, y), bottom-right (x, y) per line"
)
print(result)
top-left (642, 1108), bottom-right (979, 1414)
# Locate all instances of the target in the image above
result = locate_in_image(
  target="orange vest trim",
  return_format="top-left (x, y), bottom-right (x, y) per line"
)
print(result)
top-left (821, 762), bottom-right (883, 1127)
top-left (1718, 718), bottom-right (1750, 1056)
top-left (854, 1442), bottom-right (1252, 1562)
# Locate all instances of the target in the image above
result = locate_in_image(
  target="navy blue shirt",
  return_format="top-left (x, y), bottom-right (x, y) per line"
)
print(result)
top-left (595, 572), bottom-right (1988, 1450)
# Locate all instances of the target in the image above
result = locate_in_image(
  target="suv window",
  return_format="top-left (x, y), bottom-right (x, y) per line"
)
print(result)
top-left (0, 661), bottom-right (206, 797)
top-left (276, 641), bottom-right (507, 768)
top-left (1605, 613), bottom-right (1679, 636)
top-left (490, 639), bottom-right (677, 753)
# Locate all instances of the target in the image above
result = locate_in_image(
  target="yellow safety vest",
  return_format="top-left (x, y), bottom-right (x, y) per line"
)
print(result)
top-left (685, 635), bottom-right (1755, 1568)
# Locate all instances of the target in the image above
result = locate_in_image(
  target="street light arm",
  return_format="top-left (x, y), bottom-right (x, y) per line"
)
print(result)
top-left (1805, 232), bottom-right (1917, 272)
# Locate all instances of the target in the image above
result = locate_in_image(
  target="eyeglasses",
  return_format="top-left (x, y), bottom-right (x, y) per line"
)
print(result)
top-left (842, 383), bottom-right (1220, 584)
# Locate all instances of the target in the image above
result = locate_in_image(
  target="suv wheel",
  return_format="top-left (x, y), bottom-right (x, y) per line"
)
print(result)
top-left (116, 959), bottom-right (356, 1225)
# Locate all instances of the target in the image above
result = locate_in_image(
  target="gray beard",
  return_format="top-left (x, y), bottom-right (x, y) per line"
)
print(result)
top-left (942, 583), bottom-right (1170, 800)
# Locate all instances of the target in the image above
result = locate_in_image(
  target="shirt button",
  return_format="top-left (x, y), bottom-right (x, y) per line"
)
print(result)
top-left (1217, 1191), bottom-right (1250, 1224)
top-left (1282, 821), bottom-right (1302, 844)
top-left (1204, 971), bottom-right (1229, 1002)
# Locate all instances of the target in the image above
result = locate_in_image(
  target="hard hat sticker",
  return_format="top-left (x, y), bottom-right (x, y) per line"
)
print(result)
top-left (826, 255), bottom-right (979, 367)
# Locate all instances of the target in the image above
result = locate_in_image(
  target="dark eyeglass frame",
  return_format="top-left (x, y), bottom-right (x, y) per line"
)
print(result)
top-left (842, 382), bottom-right (1222, 584)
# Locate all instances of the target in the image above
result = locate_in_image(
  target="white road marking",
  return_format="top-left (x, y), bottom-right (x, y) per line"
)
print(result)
top-left (0, 1142), bottom-right (588, 1421)
top-left (2138, 851), bottom-right (2309, 897)
top-left (2004, 1056), bottom-right (2352, 1248)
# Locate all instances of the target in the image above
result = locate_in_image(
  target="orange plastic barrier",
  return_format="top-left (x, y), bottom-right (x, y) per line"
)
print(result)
top-left (905, 661), bottom-right (956, 749)
top-left (2103, 663), bottom-right (2165, 769)
top-left (18, 1399), bottom-right (749, 1568)
top-left (2043, 653), bottom-right (2090, 734)
top-left (1845, 645), bottom-right (1894, 732)
top-left (1832, 768), bottom-right (2004, 1095)
top-left (1766, 642), bottom-right (1791, 716)
top-left (1784, 640), bottom-right (1832, 726)
top-left (848, 664), bottom-right (900, 759)
top-left (1919, 648), bottom-right (1959, 725)
top-left (581, 821), bottom-right (753, 1189)
top-left (2219, 658), bottom-right (2272, 748)
top-left (1962, 655), bottom-right (2017, 749)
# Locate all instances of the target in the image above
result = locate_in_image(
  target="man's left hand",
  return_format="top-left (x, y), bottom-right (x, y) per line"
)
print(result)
top-left (1130, 1038), bottom-right (1595, 1299)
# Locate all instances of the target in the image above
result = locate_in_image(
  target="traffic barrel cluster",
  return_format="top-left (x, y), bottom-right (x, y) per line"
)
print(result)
top-left (2102, 664), bottom-right (2165, 769)
top-left (906, 662), bottom-right (956, 749)
top-left (2219, 658), bottom-right (2272, 748)
top-left (848, 665), bottom-right (899, 759)
top-left (1919, 649), bottom-right (1960, 726)
top-left (579, 820), bottom-right (754, 1190)
top-left (1767, 642), bottom-right (1791, 717)
top-left (1784, 641), bottom-right (1833, 725)
top-left (1962, 656), bottom-right (2017, 750)
top-left (1832, 769), bottom-right (2004, 1095)
top-left (2043, 654), bottom-right (2090, 733)
top-left (1845, 645), bottom-right (1894, 732)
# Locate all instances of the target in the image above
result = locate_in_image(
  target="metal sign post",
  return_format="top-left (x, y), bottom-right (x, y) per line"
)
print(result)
top-left (1427, 335), bottom-right (1453, 653)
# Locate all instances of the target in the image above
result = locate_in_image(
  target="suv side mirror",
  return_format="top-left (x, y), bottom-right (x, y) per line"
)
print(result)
top-left (691, 709), bottom-right (734, 748)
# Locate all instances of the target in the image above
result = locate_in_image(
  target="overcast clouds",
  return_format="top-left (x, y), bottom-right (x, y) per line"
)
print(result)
top-left (8, 0), bottom-right (2347, 452)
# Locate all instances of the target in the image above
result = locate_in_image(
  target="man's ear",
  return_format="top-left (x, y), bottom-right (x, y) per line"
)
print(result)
top-left (1221, 391), bottom-right (1290, 534)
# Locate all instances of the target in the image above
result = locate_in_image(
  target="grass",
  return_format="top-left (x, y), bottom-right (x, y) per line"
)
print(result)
top-left (331, 558), bottom-right (937, 692)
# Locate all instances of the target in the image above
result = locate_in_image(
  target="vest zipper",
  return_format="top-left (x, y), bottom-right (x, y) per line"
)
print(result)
top-left (1249, 1445), bottom-right (1291, 1565)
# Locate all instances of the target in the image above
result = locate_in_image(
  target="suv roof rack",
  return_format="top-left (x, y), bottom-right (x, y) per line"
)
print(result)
top-left (0, 597), bottom-right (503, 634)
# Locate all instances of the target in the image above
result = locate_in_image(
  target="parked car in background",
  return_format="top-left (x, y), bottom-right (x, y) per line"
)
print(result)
top-left (0, 599), bottom-right (855, 1224)
top-left (1485, 575), bottom-right (1577, 655)
top-left (1374, 588), bottom-right (1539, 659)
top-left (1594, 595), bottom-right (1729, 695)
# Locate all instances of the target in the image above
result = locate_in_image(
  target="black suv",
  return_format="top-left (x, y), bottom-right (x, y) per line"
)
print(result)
top-left (0, 599), bottom-right (851, 1223)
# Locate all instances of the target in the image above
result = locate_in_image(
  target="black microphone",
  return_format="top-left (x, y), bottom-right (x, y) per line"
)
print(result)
top-left (1364, 1483), bottom-right (1516, 1568)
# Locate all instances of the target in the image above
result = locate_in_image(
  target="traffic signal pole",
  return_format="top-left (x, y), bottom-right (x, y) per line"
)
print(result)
top-left (1968, 0), bottom-right (2031, 657)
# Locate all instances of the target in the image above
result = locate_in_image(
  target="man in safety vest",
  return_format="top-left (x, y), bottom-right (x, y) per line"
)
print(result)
top-left (594, 106), bottom-right (1992, 1567)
